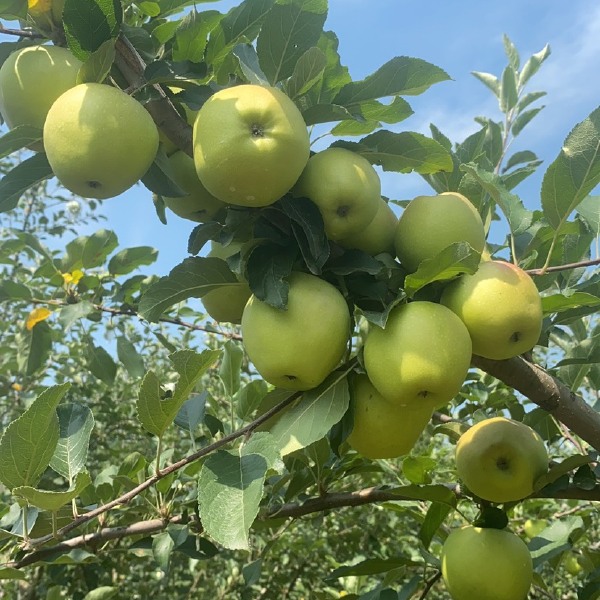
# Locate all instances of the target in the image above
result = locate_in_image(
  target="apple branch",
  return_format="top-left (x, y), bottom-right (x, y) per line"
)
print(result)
top-left (526, 257), bottom-right (600, 276)
top-left (471, 354), bottom-right (600, 451)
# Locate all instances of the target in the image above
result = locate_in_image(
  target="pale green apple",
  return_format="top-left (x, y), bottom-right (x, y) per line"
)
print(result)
top-left (440, 260), bottom-right (543, 359)
top-left (44, 83), bottom-right (159, 199)
top-left (293, 147), bottom-right (380, 241)
top-left (163, 151), bottom-right (226, 222)
top-left (394, 192), bottom-right (485, 272)
top-left (347, 374), bottom-right (432, 459)
top-left (338, 197), bottom-right (398, 255)
top-left (241, 272), bottom-right (351, 391)
top-left (193, 84), bottom-right (310, 207)
top-left (201, 240), bottom-right (251, 324)
top-left (442, 526), bottom-right (533, 600)
top-left (523, 518), bottom-right (547, 539)
top-left (363, 301), bottom-right (472, 408)
top-left (0, 45), bottom-right (80, 138)
top-left (455, 416), bottom-right (548, 503)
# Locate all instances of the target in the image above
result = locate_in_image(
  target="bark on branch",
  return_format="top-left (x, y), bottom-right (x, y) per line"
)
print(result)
top-left (471, 355), bottom-right (600, 452)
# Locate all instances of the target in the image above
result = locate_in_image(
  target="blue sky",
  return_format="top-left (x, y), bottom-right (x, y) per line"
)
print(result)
top-left (66, 0), bottom-right (600, 272)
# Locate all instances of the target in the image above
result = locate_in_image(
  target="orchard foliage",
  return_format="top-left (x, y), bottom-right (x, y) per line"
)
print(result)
top-left (0, 0), bottom-right (599, 598)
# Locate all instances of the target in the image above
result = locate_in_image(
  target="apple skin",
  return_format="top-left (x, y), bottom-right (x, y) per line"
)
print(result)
top-left (44, 83), bottom-right (159, 199)
top-left (394, 192), bottom-right (485, 272)
top-left (293, 147), bottom-right (381, 241)
top-left (442, 526), bottom-right (533, 600)
top-left (363, 301), bottom-right (472, 409)
top-left (0, 45), bottom-right (80, 136)
top-left (193, 84), bottom-right (310, 207)
top-left (163, 151), bottom-right (226, 222)
top-left (241, 272), bottom-right (351, 391)
top-left (347, 374), bottom-right (432, 459)
top-left (201, 241), bottom-right (251, 324)
top-left (523, 518), bottom-right (547, 539)
top-left (455, 416), bottom-right (548, 503)
top-left (440, 260), bottom-right (543, 360)
top-left (338, 197), bottom-right (398, 255)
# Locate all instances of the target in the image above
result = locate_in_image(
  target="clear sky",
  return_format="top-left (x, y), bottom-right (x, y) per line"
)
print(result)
top-left (56, 0), bottom-right (600, 272)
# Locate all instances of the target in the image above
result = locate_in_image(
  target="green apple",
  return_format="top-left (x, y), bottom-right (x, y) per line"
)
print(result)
top-left (163, 151), bottom-right (226, 222)
top-left (456, 417), bottom-right (548, 503)
top-left (338, 197), bottom-right (398, 255)
top-left (44, 83), bottom-right (159, 199)
top-left (0, 45), bottom-right (80, 137)
top-left (363, 301), bottom-right (472, 408)
top-left (347, 374), bottom-right (432, 459)
top-left (564, 552), bottom-right (583, 576)
top-left (440, 260), bottom-right (543, 359)
top-left (241, 272), bottom-right (351, 391)
top-left (293, 147), bottom-right (380, 241)
top-left (193, 84), bottom-right (310, 207)
top-left (442, 526), bottom-right (533, 600)
top-left (523, 518), bottom-right (547, 539)
top-left (201, 240), bottom-right (252, 324)
top-left (394, 192), bottom-right (485, 272)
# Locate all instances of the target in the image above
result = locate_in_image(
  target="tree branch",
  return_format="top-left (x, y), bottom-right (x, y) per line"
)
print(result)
top-left (0, 24), bottom-right (44, 39)
top-left (526, 257), bottom-right (600, 276)
top-left (471, 354), bottom-right (600, 451)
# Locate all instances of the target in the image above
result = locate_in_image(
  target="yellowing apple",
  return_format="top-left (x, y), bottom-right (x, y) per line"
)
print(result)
top-left (0, 45), bottom-right (80, 135)
top-left (241, 272), bottom-right (351, 391)
top-left (442, 526), bottom-right (533, 600)
top-left (394, 192), bottom-right (485, 272)
top-left (338, 197), bottom-right (398, 255)
top-left (293, 147), bottom-right (380, 241)
top-left (44, 83), bottom-right (159, 199)
top-left (440, 260), bottom-right (543, 360)
top-left (193, 84), bottom-right (309, 207)
top-left (201, 241), bottom-right (252, 324)
top-left (455, 417), bottom-right (548, 503)
top-left (163, 151), bottom-right (226, 222)
top-left (363, 301), bottom-right (472, 408)
top-left (347, 374), bottom-right (432, 459)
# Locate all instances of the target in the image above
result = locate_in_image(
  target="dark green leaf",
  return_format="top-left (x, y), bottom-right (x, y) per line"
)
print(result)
top-left (534, 454), bottom-right (592, 492)
top-left (235, 380), bottom-right (269, 421)
top-left (173, 391), bottom-right (208, 433)
top-left (0, 280), bottom-right (31, 302)
top-left (86, 342), bottom-right (117, 385)
top-left (116, 336), bottom-right (146, 379)
top-left (504, 150), bottom-right (538, 172)
top-left (108, 246), bottom-right (158, 275)
top-left (18, 320), bottom-right (53, 376)
top-left (0, 153), bottom-right (53, 214)
top-left (233, 43), bottom-right (269, 85)
top-left (152, 531), bottom-right (175, 573)
top-left (326, 557), bottom-right (418, 582)
top-left (172, 9), bottom-right (221, 63)
top-left (187, 221), bottom-right (224, 256)
top-left (284, 46), bottom-right (327, 99)
top-left (0, 125), bottom-right (42, 158)
top-left (529, 516), bottom-right (583, 568)
top-left (76, 39), bottom-right (116, 84)
top-left (419, 502), bottom-right (453, 549)
top-left (13, 471), bottom-right (92, 512)
top-left (82, 229), bottom-right (119, 268)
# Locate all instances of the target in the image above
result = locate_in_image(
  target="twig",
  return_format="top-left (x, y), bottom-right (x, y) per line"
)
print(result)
top-left (526, 257), bottom-right (600, 276)
top-left (419, 572), bottom-right (442, 599)
top-left (0, 24), bottom-right (44, 39)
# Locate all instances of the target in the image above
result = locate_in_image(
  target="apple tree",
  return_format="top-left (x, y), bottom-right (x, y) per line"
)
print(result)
top-left (0, 0), bottom-right (599, 598)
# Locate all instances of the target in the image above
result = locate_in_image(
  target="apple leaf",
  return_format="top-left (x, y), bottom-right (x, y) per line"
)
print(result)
top-left (58, 301), bottom-right (95, 332)
top-left (187, 221), bottom-right (224, 256)
top-left (141, 150), bottom-right (187, 198)
top-left (137, 349), bottom-right (221, 438)
top-left (0, 153), bottom-right (54, 214)
top-left (256, 0), bottom-right (327, 84)
top-left (403, 242), bottom-right (481, 298)
top-left (325, 557), bottom-right (419, 582)
top-left (86, 341), bottom-right (117, 385)
top-left (577, 195), bottom-right (600, 234)
top-left (0, 125), bottom-right (42, 159)
top-left (172, 8), bottom-right (221, 63)
top-left (17, 320), bottom-right (53, 376)
top-left (533, 454), bottom-right (592, 493)
top-left (173, 391), bottom-right (208, 434)
top-left (64, 0), bottom-right (123, 61)
top-left (0, 384), bottom-right (70, 490)
top-left (13, 471), bottom-right (92, 512)
top-left (334, 130), bottom-right (453, 174)
top-left (76, 39), bottom-right (116, 84)
top-left (284, 46), bottom-right (327, 99)
top-left (138, 257), bottom-right (238, 322)
top-left (268, 369), bottom-right (350, 456)
top-left (108, 246), bottom-right (158, 275)
top-left (528, 516), bottom-right (584, 569)
top-left (233, 43), bottom-right (269, 86)
top-left (419, 502), bottom-right (454, 549)
top-left (116, 336), bottom-right (146, 379)
top-left (0, 567), bottom-right (27, 581)
top-left (541, 105), bottom-right (600, 230)
top-left (0, 0), bottom-right (27, 19)
top-left (541, 292), bottom-right (600, 315)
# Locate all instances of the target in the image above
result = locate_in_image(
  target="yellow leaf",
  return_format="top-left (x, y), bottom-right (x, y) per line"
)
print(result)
top-left (11, 383), bottom-right (23, 392)
top-left (26, 307), bottom-right (52, 330)
top-left (70, 269), bottom-right (84, 284)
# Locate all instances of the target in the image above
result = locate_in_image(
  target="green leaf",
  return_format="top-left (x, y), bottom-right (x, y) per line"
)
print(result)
top-left (0, 384), bottom-right (70, 490)
top-left (325, 557), bottom-right (419, 582)
top-left (0, 280), bottom-right (31, 302)
top-left (108, 246), bottom-right (158, 275)
top-left (172, 9), bottom-right (220, 63)
top-left (17, 320), bottom-right (53, 376)
top-left (198, 441), bottom-right (271, 550)
top-left (504, 150), bottom-right (538, 172)
top-left (81, 229), bottom-right (119, 268)
top-left (503, 35), bottom-right (520, 70)
top-left (152, 531), bottom-right (175, 573)
top-left (533, 454), bottom-right (592, 492)
top-left (387, 484), bottom-right (457, 506)
top-left (541, 105), bottom-right (600, 230)
top-left (499, 65), bottom-right (518, 112)
top-left (173, 391), bottom-right (207, 433)
top-left (519, 43), bottom-right (551, 87)
top-left (334, 130), bottom-right (453, 174)
top-left (0, 125), bottom-right (42, 158)
top-left (0, 153), bottom-right (53, 214)
top-left (64, 0), bottom-right (123, 61)
top-left (333, 56), bottom-right (450, 105)
top-left (235, 380), bottom-right (269, 421)
top-left (403, 242), bottom-right (481, 297)
top-left (516, 91), bottom-right (547, 113)
top-left (233, 43), bottom-right (270, 85)
top-left (0, 567), bottom-right (27, 581)
top-left (116, 336), bottom-right (146, 379)
top-left (471, 71), bottom-right (500, 97)
top-left (511, 106), bottom-right (544, 137)
top-left (82, 588), bottom-right (118, 600)
top-left (577, 195), bottom-right (600, 234)
top-left (76, 39), bottom-right (116, 84)
top-left (137, 349), bottom-right (221, 437)
top-left (219, 340), bottom-right (244, 397)
top-left (49, 404), bottom-right (95, 480)
top-left (58, 301), bottom-right (95, 331)
top-left (86, 342), bottom-right (117, 385)
top-left (460, 163), bottom-right (533, 235)
top-left (419, 502), bottom-right (453, 549)
top-left (268, 369), bottom-right (350, 456)
top-left (529, 516), bottom-right (584, 568)
top-left (542, 292), bottom-right (600, 315)
top-left (13, 471), bottom-right (92, 512)
top-left (331, 97), bottom-right (414, 136)
top-left (0, 0), bottom-right (27, 19)
top-left (138, 257), bottom-right (238, 322)
top-left (284, 46), bottom-right (327, 99)
top-left (256, 0), bottom-right (327, 84)
top-left (402, 456), bottom-right (437, 485)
